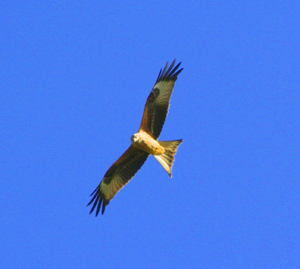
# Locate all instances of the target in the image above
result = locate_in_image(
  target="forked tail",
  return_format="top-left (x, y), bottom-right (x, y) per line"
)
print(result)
top-left (153, 140), bottom-right (183, 177)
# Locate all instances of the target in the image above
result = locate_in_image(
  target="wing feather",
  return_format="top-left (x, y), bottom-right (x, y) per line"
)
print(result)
top-left (88, 146), bottom-right (149, 216)
top-left (139, 60), bottom-right (183, 139)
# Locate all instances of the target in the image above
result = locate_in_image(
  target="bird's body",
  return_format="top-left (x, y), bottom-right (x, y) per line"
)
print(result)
top-left (88, 60), bottom-right (183, 215)
top-left (131, 131), bottom-right (165, 155)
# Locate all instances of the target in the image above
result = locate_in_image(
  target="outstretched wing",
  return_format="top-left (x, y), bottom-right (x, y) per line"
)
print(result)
top-left (139, 60), bottom-right (183, 139)
top-left (88, 146), bottom-right (149, 216)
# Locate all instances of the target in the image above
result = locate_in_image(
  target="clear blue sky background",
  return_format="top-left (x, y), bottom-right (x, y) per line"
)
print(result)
top-left (1, 1), bottom-right (300, 268)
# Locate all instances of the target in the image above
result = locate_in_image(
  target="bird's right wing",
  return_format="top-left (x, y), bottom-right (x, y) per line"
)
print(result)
top-left (88, 146), bottom-right (149, 216)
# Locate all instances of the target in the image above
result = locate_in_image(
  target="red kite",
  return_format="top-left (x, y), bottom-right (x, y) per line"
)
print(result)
top-left (88, 60), bottom-right (183, 215)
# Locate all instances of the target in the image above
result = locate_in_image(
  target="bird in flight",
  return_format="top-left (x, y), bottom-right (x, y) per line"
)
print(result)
top-left (88, 60), bottom-right (183, 216)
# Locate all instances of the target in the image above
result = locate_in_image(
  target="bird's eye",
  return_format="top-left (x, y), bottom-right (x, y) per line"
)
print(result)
top-left (131, 135), bottom-right (135, 142)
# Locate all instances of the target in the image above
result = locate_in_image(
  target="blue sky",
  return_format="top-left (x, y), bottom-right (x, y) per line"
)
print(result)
top-left (1, 1), bottom-right (300, 268)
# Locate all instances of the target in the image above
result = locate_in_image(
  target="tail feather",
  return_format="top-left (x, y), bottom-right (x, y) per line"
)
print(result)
top-left (153, 139), bottom-right (183, 177)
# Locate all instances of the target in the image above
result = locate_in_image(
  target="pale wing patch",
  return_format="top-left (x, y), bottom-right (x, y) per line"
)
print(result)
top-left (100, 176), bottom-right (126, 201)
top-left (153, 80), bottom-right (175, 105)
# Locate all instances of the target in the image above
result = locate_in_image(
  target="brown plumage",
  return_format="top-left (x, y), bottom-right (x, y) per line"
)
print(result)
top-left (88, 60), bottom-right (183, 216)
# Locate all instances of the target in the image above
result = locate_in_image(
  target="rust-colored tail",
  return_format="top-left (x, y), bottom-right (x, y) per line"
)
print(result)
top-left (153, 140), bottom-right (183, 177)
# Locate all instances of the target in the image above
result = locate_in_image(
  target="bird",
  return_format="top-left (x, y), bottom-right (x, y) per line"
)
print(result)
top-left (88, 60), bottom-right (183, 216)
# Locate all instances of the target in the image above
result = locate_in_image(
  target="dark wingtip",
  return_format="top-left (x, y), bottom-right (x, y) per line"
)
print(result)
top-left (102, 204), bottom-right (106, 215)
top-left (87, 185), bottom-right (107, 217)
top-left (156, 59), bottom-right (183, 83)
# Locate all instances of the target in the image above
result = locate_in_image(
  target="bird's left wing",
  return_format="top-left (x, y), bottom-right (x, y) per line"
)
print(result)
top-left (88, 146), bottom-right (149, 216)
top-left (139, 60), bottom-right (183, 139)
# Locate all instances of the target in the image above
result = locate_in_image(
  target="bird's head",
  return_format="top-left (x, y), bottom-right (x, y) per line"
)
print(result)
top-left (131, 133), bottom-right (139, 143)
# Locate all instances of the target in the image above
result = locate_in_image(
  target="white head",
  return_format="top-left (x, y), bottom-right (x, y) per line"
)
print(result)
top-left (131, 133), bottom-right (139, 144)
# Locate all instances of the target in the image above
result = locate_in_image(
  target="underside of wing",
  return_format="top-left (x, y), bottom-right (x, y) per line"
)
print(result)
top-left (88, 146), bottom-right (149, 216)
top-left (139, 60), bottom-right (183, 139)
